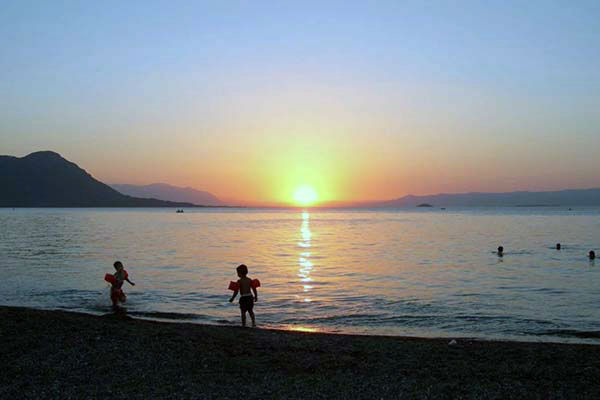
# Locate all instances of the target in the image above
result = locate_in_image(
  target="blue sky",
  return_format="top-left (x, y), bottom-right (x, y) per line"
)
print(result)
top-left (1, 1), bottom-right (599, 202)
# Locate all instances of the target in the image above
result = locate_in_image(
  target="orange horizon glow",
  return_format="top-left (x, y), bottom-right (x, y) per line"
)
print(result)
top-left (20, 76), bottom-right (600, 206)
top-left (65, 141), bottom-right (600, 207)
top-left (3, 3), bottom-right (600, 206)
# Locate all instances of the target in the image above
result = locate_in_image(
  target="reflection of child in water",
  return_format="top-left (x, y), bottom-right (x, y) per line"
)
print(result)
top-left (111, 261), bottom-right (135, 310)
top-left (229, 264), bottom-right (258, 327)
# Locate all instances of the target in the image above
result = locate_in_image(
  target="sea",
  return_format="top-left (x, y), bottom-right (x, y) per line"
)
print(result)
top-left (1, 207), bottom-right (600, 343)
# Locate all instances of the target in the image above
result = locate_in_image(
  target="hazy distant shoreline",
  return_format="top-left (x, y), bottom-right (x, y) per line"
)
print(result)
top-left (6, 206), bottom-right (243, 209)
top-left (3, 151), bottom-right (600, 208)
top-left (1, 204), bottom-right (597, 210)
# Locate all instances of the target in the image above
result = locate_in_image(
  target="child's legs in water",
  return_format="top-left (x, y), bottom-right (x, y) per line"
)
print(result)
top-left (240, 309), bottom-right (247, 326)
top-left (111, 288), bottom-right (126, 310)
top-left (110, 289), bottom-right (119, 307)
top-left (248, 309), bottom-right (256, 327)
top-left (239, 296), bottom-right (255, 327)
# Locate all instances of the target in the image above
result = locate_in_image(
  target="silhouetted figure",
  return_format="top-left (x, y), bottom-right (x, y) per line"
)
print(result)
top-left (497, 246), bottom-right (504, 257)
top-left (106, 261), bottom-right (135, 311)
top-left (556, 243), bottom-right (561, 250)
top-left (229, 264), bottom-right (259, 327)
top-left (589, 251), bottom-right (596, 260)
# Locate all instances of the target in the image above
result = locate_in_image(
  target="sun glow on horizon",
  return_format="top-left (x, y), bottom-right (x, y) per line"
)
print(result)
top-left (292, 185), bottom-right (318, 206)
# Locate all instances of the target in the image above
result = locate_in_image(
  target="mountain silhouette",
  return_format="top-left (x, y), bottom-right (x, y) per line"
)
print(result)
top-left (111, 183), bottom-right (222, 206)
top-left (370, 189), bottom-right (600, 208)
top-left (0, 151), bottom-right (198, 207)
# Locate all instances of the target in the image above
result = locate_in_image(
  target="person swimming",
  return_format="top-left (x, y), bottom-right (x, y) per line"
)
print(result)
top-left (496, 246), bottom-right (504, 257)
top-left (589, 250), bottom-right (596, 260)
top-left (556, 243), bottom-right (561, 250)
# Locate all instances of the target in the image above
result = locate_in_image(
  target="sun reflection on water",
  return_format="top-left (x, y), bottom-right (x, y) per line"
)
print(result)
top-left (286, 325), bottom-right (319, 333)
top-left (298, 211), bottom-right (313, 303)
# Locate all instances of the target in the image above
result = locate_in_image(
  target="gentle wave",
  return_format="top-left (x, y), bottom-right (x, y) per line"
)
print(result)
top-left (2, 207), bottom-right (600, 343)
top-left (534, 330), bottom-right (600, 339)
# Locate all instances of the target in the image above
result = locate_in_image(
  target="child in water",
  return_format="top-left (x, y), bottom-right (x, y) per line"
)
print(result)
top-left (229, 264), bottom-right (258, 327)
top-left (110, 261), bottom-right (135, 310)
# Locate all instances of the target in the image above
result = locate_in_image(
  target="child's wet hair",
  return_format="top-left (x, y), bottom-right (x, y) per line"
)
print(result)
top-left (114, 261), bottom-right (123, 269)
top-left (236, 264), bottom-right (248, 276)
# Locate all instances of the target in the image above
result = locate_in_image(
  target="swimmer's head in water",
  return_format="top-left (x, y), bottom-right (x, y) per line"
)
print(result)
top-left (556, 243), bottom-right (561, 250)
top-left (497, 246), bottom-right (504, 253)
top-left (589, 251), bottom-right (596, 260)
top-left (236, 264), bottom-right (248, 277)
top-left (113, 261), bottom-right (124, 271)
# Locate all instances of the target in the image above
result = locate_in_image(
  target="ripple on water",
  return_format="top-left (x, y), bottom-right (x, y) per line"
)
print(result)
top-left (2, 207), bottom-right (600, 343)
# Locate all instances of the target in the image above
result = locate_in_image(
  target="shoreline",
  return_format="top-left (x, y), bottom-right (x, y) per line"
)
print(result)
top-left (3, 306), bottom-right (600, 399)
top-left (10, 303), bottom-right (600, 345)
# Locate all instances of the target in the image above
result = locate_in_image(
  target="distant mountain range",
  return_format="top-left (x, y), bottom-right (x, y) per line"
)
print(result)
top-left (111, 183), bottom-right (222, 206)
top-left (0, 151), bottom-right (199, 207)
top-left (369, 188), bottom-right (600, 208)
top-left (3, 151), bottom-right (600, 209)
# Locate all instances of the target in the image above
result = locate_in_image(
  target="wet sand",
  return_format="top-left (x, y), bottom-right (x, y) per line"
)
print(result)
top-left (2, 306), bottom-right (600, 399)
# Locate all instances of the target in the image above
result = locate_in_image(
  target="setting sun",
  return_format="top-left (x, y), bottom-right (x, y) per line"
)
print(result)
top-left (293, 185), bottom-right (318, 206)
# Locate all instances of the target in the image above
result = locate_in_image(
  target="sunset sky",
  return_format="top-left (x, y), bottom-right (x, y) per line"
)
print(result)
top-left (1, 1), bottom-right (599, 205)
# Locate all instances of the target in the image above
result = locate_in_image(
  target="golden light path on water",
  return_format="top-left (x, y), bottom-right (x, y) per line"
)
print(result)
top-left (5, 208), bottom-right (600, 342)
top-left (298, 211), bottom-right (313, 303)
top-left (290, 210), bottom-right (319, 333)
top-left (287, 326), bottom-right (319, 333)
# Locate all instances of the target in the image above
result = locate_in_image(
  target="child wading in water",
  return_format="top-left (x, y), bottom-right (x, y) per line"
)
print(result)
top-left (229, 264), bottom-right (258, 327)
top-left (110, 261), bottom-right (135, 310)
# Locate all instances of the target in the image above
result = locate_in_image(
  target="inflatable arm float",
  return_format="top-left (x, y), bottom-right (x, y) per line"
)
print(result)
top-left (228, 279), bottom-right (260, 291)
top-left (105, 270), bottom-right (129, 284)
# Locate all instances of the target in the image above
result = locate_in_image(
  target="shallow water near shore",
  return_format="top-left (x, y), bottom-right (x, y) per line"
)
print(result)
top-left (1, 207), bottom-right (600, 343)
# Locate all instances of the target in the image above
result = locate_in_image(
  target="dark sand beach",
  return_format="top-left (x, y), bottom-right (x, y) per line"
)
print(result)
top-left (2, 306), bottom-right (600, 399)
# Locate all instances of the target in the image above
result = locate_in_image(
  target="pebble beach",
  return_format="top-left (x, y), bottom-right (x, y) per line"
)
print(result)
top-left (3, 306), bottom-right (600, 399)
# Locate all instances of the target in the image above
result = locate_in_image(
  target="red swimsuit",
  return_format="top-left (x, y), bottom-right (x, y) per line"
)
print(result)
top-left (106, 270), bottom-right (129, 305)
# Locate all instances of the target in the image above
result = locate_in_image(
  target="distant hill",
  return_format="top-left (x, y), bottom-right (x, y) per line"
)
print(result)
top-left (0, 151), bottom-right (198, 207)
top-left (369, 188), bottom-right (600, 208)
top-left (111, 183), bottom-right (222, 206)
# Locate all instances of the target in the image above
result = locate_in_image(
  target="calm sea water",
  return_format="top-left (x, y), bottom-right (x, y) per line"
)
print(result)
top-left (1, 207), bottom-right (600, 343)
